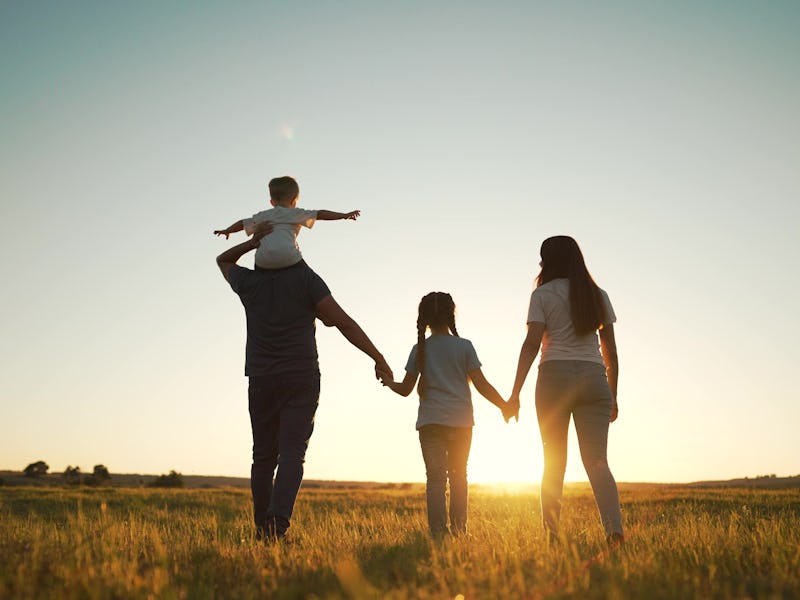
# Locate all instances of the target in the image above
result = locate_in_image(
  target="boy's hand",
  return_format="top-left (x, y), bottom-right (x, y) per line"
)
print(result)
top-left (213, 229), bottom-right (231, 239)
top-left (344, 210), bottom-right (361, 220)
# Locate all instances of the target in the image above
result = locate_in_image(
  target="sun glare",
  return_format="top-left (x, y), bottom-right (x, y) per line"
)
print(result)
top-left (279, 123), bottom-right (295, 140)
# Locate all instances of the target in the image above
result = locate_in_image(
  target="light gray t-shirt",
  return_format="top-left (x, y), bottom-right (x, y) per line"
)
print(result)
top-left (527, 278), bottom-right (616, 365)
top-left (404, 335), bottom-right (481, 429)
top-left (243, 206), bottom-right (318, 269)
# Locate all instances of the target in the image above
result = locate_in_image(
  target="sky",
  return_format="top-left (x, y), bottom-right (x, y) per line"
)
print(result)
top-left (1, 1), bottom-right (798, 485)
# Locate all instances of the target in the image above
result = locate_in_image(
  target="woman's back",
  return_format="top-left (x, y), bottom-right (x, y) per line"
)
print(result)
top-left (528, 278), bottom-right (615, 365)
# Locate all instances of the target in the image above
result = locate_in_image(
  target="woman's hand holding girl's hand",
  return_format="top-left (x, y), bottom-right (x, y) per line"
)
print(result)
top-left (503, 396), bottom-right (520, 423)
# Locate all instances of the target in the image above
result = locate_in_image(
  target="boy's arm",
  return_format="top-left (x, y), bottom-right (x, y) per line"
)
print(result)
top-left (383, 371), bottom-right (418, 397)
top-left (214, 219), bottom-right (245, 239)
top-left (316, 209), bottom-right (360, 221)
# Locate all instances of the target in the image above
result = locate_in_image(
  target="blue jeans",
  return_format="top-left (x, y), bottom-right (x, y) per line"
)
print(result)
top-left (535, 360), bottom-right (623, 538)
top-left (418, 425), bottom-right (473, 535)
top-left (248, 371), bottom-right (320, 536)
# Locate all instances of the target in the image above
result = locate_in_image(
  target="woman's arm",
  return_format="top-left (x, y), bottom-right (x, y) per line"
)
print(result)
top-left (599, 323), bottom-right (619, 422)
top-left (507, 322), bottom-right (545, 416)
top-left (383, 371), bottom-right (418, 397)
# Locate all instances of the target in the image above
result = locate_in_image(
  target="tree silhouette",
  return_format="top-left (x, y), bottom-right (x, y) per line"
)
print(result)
top-left (23, 461), bottom-right (49, 478)
top-left (84, 464), bottom-right (112, 487)
top-left (63, 466), bottom-right (81, 485)
top-left (148, 470), bottom-right (184, 488)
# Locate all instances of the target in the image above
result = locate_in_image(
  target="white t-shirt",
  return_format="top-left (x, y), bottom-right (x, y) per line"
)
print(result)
top-left (527, 278), bottom-right (616, 365)
top-left (404, 335), bottom-right (481, 429)
top-left (243, 206), bottom-right (317, 269)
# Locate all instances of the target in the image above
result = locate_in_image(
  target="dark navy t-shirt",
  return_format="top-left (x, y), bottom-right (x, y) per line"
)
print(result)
top-left (227, 262), bottom-right (331, 376)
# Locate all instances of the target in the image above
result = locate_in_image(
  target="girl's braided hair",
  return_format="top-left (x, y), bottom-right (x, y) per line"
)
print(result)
top-left (416, 292), bottom-right (459, 400)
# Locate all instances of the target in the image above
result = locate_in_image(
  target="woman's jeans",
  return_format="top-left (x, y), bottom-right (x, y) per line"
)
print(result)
top-left (248, 371), bottom-right (320, 537)
top-left (418, 425), bottom-right (473, 535)
top-left (535, 360), bottom-right (623, 538)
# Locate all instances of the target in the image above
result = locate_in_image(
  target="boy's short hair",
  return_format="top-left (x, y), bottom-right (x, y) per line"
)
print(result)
top-left (269, 176), bottom-right (299, 204)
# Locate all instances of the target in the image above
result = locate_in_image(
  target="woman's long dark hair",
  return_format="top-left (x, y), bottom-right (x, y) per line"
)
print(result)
top-left (536, 236), bottom-right (606, 335)
top-left (416, 292), bottom-right (459, 399)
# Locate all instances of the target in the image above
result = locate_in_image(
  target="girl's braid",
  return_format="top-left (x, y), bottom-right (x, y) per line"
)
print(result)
top-left (444, 293), bottom-right (459, 337)
top-left (416, 296), bottom-right (431, 400)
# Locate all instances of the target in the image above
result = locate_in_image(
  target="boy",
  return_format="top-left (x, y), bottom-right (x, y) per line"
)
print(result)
top-left (214, 176), bottom-right (360, 269)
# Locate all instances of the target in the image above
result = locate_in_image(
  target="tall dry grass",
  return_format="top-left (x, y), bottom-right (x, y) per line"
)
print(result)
top-left (1, 484), bottom-right (798, 599)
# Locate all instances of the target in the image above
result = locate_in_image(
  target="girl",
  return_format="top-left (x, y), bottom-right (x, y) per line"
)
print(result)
top-left (383, 292), bottom-right (507, 536)
top-left (506, 236), bottom-right (624, 547)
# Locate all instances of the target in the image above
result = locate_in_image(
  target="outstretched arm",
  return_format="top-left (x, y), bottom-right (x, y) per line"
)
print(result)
top-left (316, 209), bottom-right (360, 221)
top-left (315, 295), bottom-right (392, 381)
top-left (215, 223), bottom-right (273, 281)
top-left (468, 367), bottom-right (508, 417)
top-left (599, 323), bottom-right (619, 422)
top-left (507, 321), bottom-right (545, 419)
top-left (214, 219), bottom-right (245, 239)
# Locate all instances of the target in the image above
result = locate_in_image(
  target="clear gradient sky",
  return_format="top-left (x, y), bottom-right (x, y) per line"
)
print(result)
top-left (1, 1), bottom-right (798, 484)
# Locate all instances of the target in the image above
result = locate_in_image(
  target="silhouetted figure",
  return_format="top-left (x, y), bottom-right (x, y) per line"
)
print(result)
top-left (506, 236), bottom-right (624, 547)
top-left (383, 292), bottom-right (507, 536)
top-left (217, 225), bottom-right (391, 541)
top-left (214, 175), bottom-right (360, 269)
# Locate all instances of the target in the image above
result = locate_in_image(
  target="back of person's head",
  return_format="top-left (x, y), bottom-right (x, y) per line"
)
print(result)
top-left (415, 292), bottom-right (459, 397)
top-left (536, 235), bottom-right (606, 336)
top-left (269, 176), bottom-right (300, 205)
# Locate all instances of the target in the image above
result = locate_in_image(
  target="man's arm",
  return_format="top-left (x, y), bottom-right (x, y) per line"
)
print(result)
top-left (316, 210), bottom-right (360, 221)
top-left (315, 295), bottom-right (392, 381)
top-left (213, 219), bottom-right (245, 239)
top-left (215, 223), bottom-right (273, 282)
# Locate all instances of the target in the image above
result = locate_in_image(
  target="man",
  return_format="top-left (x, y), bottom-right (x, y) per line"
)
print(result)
top-left (217, 224), bottom-right (392, 540)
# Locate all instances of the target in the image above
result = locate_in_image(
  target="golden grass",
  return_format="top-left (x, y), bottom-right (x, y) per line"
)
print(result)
top-left (1, 484), bottom-right (798, 599)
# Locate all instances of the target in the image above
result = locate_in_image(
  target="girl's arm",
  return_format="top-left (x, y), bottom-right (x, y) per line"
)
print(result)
top-left (383, 371), bottom-right (418, 397)
top-left (467, 368), bottom-right (507, 412)
top-left (599, 323), bottom-right (619, 422)
top-left (316, 209), bottom-right (360, 221)
top-left (214, 219), bottom-right (245, 239)
top-left (508, 321), bottom-right (545, 417)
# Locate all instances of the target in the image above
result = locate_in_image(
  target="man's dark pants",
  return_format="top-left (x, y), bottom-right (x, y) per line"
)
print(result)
top-left (248, 370), bottom-right (320, 537)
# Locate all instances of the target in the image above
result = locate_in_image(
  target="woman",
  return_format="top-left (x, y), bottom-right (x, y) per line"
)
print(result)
top-left (506, 235), bottom-right (624, 546)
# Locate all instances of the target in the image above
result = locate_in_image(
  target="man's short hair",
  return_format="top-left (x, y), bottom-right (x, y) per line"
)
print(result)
top-left (269, 176), bottom-right (299, 203)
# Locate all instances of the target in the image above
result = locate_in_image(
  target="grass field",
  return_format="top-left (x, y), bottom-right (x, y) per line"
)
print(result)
top-left (1, 483), bottom-right (798, 599)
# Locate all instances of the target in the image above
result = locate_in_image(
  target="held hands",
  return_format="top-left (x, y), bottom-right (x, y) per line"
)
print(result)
top-left (375, 358), bottom-right (393, 383)
top-left (503, 395), bottom-right (521, 423)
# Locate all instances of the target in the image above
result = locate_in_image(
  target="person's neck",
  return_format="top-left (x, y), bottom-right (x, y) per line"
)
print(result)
top-left (429, 325), bottom-right (450, 336)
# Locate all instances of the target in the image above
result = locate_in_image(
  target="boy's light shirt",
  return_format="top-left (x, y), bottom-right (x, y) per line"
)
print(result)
top-left (243, 205), bottom-right (318, 269)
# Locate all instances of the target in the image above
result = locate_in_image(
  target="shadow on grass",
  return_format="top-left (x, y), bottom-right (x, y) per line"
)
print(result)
top-left (355, 530), bottom-right (432, 588)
